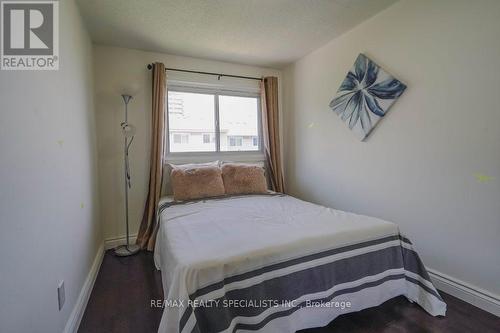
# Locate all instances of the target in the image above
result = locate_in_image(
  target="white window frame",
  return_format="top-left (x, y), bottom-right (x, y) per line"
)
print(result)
top-left (165, 85), bottom-right (265, 163)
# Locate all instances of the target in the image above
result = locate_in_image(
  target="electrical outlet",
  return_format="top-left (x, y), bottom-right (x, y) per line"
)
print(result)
top-left (57, 281), bottom-right (65, 311)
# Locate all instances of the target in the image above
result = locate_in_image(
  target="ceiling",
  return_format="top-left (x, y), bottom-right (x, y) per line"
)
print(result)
top-left (77, 0), bottom-right (397, 68)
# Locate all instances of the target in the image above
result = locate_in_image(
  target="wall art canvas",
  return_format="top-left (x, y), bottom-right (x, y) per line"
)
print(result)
top-left (329, 54), bottom-right (406, 140)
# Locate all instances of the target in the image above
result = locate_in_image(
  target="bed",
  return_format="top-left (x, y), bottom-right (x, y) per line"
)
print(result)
top-left (154, 193), bottom-right (446, 333)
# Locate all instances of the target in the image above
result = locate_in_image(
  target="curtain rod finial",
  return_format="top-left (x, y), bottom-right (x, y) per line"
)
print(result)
top-left (147, 64), bottom-right (153, 70)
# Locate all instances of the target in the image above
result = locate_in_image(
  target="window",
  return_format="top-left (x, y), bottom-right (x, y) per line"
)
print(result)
top-left (167, 88), bottom-right (261, 153)
top-left (173, 133), bottom-right (189, 145)
top-left (173, 133), bottom-right (189, 144)
top-left (219, 95), bottom-right (259, 152)
top-left (228, 136), bottom-right (243, 147)
top-left (167, 91), bottom-right (215, 152)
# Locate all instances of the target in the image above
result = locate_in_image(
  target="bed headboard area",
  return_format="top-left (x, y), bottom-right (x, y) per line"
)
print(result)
top-left (161, 159), bottom-right (267, 196)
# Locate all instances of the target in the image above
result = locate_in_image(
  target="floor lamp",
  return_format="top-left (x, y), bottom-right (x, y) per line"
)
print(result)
top-left (115, 94), bottom-right (140, 256)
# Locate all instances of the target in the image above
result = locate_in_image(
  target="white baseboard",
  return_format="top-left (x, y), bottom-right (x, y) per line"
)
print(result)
top-left (427, 268), bottom-right (500, 317)
top-left (104, 233), bottom-right (138, 250)
top-left (63, 243), bottom-right (105, 333)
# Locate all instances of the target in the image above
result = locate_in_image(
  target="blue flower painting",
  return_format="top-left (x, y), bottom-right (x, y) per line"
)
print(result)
top-left (329, 54), bottom-right (406, 140)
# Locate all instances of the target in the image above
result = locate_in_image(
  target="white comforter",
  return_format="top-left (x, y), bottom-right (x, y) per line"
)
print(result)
top-left (154, 194), bottom-right (445, 333)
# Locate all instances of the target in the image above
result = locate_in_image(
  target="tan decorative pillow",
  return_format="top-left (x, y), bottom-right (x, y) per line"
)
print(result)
top-left (221, 163), bottom-right (267, 195)
top-left (170, 165), bottom-right (225, 201)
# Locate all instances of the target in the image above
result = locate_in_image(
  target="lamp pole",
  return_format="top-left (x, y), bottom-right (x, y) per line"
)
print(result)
top-left (115, 94), bottom-right (140, 256)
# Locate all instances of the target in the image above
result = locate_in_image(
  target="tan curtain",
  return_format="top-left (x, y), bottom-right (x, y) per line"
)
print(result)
top-left (261, 77), bottom-right (285, 193)
top-left (137, 62), bottom-right (166, 251)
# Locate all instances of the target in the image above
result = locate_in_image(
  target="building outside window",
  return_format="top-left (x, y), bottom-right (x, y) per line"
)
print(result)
top-left (172, 133), bottom-right (189, 144)
top-left (228, 136), bottom-right (243, 147)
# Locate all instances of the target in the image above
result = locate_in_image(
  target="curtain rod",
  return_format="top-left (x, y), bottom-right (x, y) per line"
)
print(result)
top-left (146, 64), bottom-right (263, 81)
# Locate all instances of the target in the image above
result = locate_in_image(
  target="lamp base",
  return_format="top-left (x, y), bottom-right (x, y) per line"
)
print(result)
top-left (114, 244), bottom-right (140, 257)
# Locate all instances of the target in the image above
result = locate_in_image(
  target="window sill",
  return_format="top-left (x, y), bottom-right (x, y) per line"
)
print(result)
top-left (164, 151), bottom-right (266, 165)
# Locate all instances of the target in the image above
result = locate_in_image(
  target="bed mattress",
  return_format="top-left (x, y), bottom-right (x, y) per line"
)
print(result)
top-left (154, 194), bottom-right (446, 333)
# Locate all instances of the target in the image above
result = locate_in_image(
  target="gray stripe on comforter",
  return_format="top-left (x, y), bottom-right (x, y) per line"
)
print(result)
top-left (180, 235), bottom-right (400, 331)
top-left (179, 235), bottom-right (440, 333)
top-left (189, 235), bottom-right (403, 299)
top-left (230, 273), bottom-right (406, 333)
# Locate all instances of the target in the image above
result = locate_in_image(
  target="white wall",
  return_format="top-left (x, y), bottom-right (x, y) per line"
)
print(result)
top-left (283, 0), bottom-right (500, 298)
top-left (93, 45), bottom-right (281, 242)
top-left (0, 1), bottom-right (100, 332)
